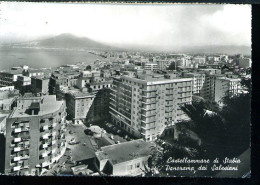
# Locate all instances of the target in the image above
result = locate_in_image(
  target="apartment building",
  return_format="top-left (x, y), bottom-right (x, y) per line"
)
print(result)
top-left (197, 69), bottom-right (222, 102)
top-left (183, 72), bottom-right (206, 95)
top-left (14, 76), bottom-right (32, 95)
top-left (156, 60), bottom-right (170, 70)
top-left (194, 56), bottom-right (206, 64)
top-left (31, 76), bottom-right (50, 96)
top-left (0, 69), bottom-right (23, 87)
top-left (214, 77), bottom-right (241, 104)
top-left (49, 70), bottom-right (80, 95)
top-left (4, 95), bottom-right (67, 175)
top-left (109, 72), bottom-right (193, 141)
top-left (66, 91), bottom-right (95, 124)
top-left (143, 63), bottom-right (158, 71)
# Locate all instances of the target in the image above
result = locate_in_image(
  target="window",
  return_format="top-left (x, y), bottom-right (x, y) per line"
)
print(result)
top-left (136, 162), bottom-right (140, 168)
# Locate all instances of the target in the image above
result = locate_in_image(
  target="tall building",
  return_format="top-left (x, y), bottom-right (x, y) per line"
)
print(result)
top-left (4, 95), bottom-right (67, 175)
top-left (14, 76), bottom-right (31, 95)
top-left (183, 73), bottom-right (206, 95)
top-left (66, 91), bottom-right (95, 124)
top-left (74, 70), bottom-right (112, 125)
top-left (156, 60), bottom-right (170, 70)
top-left (109, 73), bottom-right (193, 141)
top-left (31, 76), bottom-right (50, 96)
top-left (214, 77), bottom-right (241, 104)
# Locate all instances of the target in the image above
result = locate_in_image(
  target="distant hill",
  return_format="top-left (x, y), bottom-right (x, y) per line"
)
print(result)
top-left (1, 33), bottom-right (251, 55)
top-left (37, 33), bottom-right (113, 49)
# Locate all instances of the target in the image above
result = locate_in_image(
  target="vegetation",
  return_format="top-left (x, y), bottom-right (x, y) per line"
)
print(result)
top-left (167, 61), bottom-right (177, 70)
top-left (145, 77), bottom-right (251, 176)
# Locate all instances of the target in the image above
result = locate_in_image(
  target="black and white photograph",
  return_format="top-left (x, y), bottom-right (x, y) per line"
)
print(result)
top-left (0, 2), bottom-right (251, 178)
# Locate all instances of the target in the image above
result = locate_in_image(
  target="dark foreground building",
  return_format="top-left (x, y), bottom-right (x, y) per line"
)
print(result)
top-left (4, 95), bottom-right (67, 175)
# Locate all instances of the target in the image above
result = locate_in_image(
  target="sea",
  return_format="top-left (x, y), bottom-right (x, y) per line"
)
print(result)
top-left (0, 47), bottom-right (106, 70)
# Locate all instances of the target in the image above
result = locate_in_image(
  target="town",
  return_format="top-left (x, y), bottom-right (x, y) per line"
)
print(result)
top-left (0, 50), bottom-right (251, 176)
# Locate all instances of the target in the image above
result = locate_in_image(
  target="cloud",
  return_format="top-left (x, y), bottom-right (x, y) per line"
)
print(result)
top-left (0, 2), bottom-right (251, 47)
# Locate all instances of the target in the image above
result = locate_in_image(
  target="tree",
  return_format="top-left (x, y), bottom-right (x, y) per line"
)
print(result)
top-left (220, 79), bottom-right (251, 155)
top-left (142, 139), bottom-right (199, 176)
top-left (167, 61), bottom-right (176, 70)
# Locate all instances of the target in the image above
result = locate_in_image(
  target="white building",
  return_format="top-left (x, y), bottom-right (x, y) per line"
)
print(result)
top-left (109, 72), bottom-right (193, 141)
top-left (214, 77), bottom-right (241, 105)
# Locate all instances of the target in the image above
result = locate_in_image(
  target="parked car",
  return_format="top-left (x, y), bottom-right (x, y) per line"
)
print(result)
top-left (117, 129), bottom-right (122, 134)
top-left (84, 129), bottom-right (94, 136)
top-left (105, 122), bottom-right (113, 128)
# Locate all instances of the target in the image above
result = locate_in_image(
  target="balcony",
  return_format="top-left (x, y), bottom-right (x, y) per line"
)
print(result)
top-left (43, 133), bottom-right (51, 139)
top-left (41, 151), bottom-right (50, 158)
top-left (14, 137), bottom-right (21, 143)
top-left (42, 161), bottom-right (50, 168)
top-left (13, 165), bottom-right (21, 172)
top-left (42, 143), bottom-right (48, 149)
top-left (14, 128), bottom-right (22, 133)
top-left (21, 155), bottom-right (29, 160)
top-left (42, 125), bottom-right (49, 131)
top-left (14, 147), bottom-right (21, 152)
top-left (14, 156), bottom-right (21, 162)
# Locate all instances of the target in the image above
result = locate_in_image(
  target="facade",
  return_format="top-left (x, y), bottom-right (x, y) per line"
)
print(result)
top-left (214, 77), bottom-right (241, 104)
top-left (197, 69), bottom-right (222, 102)
top-left (143, 63), bottom-right (158, 71)
top-left (4, 95), bottom-right (67, 175)
top-left (15, 76), bottom-right (32, 95)
top-left (95, 139), bottom-right (154, 176)
top-left (75, 70), bottom-right (112, 125)
top-left (194, 56), bottom-right (206, 64)
top-left (109, 73), bottom-right (193, 141)
top-left (156, 60), bottom-right (170, 70)
top-left (0, 69), bottom-right (23, 87)
top-left (66, 91), bottom-right (95, 124)
top-left (183, 72), bottom-right (206, 95)
top-left (31, 76), bottom-right (50, 96)
top-left (85, 88), bottom-right (111, 125)
top-left (238, 58), bottom-right (252, 68)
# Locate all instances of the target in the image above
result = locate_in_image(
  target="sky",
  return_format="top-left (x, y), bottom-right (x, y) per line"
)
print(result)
top-left (0, 2), bottom-right (251, 48)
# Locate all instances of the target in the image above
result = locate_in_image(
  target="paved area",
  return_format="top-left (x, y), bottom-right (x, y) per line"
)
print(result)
top-left (42, 124), bottom-right (96, 176)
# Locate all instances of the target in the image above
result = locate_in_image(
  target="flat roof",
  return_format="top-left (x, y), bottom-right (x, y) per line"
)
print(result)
top-left (122, 75), bottom-right (193, 85)
top-left (0, 69), bottom-right (23, 75)
top-left (96, 139), bottom-right (154, 165)
top-left (10, 95), bottom-right (64, 118)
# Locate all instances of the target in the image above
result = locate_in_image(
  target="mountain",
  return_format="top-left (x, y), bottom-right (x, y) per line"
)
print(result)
top-left (1, 33), bottom-right (251, 55)
top-left (37, 33), bottom-right (114, 49)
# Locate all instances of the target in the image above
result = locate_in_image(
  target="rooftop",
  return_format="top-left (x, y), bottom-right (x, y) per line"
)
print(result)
top-left (10, 95), bottom-right (64, 118)
top-left (122, 74), bottom-right (193, 85)
top-left (0, 69), bottom-right (23, 75)
top-left (96, 139), bottom-right (154, 165)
